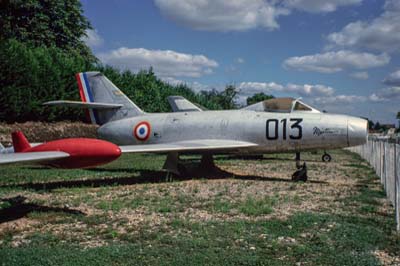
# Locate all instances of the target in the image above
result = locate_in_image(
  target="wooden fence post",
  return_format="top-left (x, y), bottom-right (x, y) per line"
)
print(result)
top-left (379, 141), bottom-right (384, 184)
top-left (395, 143), bottom-right (399, 231)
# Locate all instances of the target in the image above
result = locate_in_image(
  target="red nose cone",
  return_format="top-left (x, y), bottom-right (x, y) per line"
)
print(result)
top-left (30, 138), bottom-right (122, 168)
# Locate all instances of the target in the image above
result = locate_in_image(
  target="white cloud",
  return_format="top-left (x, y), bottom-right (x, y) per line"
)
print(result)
top-left (350, 71), bottom-right (369, 80)
top-left (238, 82), bottom-right (334, 97)
top-left (284, 0), bottom-right (361, 13)
top-left (160, 77), bottom-right (185, 86)
top-left (160, 77), bottom-right (218, 93)
top-left (98, 47), bottom-right (218, 78)
top-left (238, 82), bottom-right (283, 96)
top-left (368, 94), bottom-right (382, 102)
top-left (236, 57), bottom-right (245, 64)
top-left (163, 80), bottom-right (396, 123)
top-left (313, 95), bottom-right (366, 104)
top-left (383, 69), bottom-right (400, 86)
top-left (191, 81), bottom-right (216, 92)
top-left (283, 50), bottom-right (390, 73)
top-left (154, 0), bottom-right (367, 32)
top-left (369, 86), bottom-right (400, 101)
top-left (237, 80), bottom-right (399, 108)
top-left (326, 0), bottom-right (400, 53)
top-left (154, 0), bottom-right (289, 31)
top-left (82, 29), bottom-right (103, 48)
top-left (314, 86), bottom-right (400, 105)
top-left (285, 83), bottom-right (335, 97)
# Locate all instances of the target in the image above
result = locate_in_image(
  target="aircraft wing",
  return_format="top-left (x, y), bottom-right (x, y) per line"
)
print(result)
top-left (0, 151), bottom-right (70, 165)
top-left (167, 96), bottom-right (203, 112)
top-left (43, 100), bottom-right (123, 109)
top-left (120, 139), bottom-right (257, 153)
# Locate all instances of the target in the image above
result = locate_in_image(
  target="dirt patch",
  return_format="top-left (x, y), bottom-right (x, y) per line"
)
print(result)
top-left (373, 250), bottom-right (400, 266)
top-left (0, 122), bottom-right (98, 144)
top-left (0, 150), bottom-right (398, 265)
top-left (0, 178), bottom-right (356, 244)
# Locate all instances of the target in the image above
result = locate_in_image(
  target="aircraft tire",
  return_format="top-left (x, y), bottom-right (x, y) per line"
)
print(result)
top-left (322, 153), bottom-right (332, 162)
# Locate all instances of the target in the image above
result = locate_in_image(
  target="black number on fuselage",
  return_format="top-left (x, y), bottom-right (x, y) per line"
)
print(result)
top-left (281, 119), bottom-right (287, 140)
top-left (289, 118), bottom-right (303, 140)
top-left (266, 118), bottom-right (303, 140)
top-left (266, 119), bottom-right (279, 140)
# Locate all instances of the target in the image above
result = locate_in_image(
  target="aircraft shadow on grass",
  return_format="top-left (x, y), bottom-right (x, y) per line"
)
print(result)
top-left (0, 196), bottom-right (84, 224)
top-left (0, 165), bottom-right (327, 193)
top-left (175, 154), bottom-right (326, 163)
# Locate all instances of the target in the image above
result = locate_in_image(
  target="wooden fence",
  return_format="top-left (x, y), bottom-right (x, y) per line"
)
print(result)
top-left (348, 136), bottom-right (400, 231)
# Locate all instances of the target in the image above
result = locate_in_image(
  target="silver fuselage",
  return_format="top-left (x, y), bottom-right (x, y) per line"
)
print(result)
top-left (98, 110), bottom-right (367, 154)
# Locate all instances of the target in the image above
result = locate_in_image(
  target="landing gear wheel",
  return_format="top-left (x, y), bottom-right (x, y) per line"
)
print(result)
top-left (292, 162), bottom-right (308, 182)
top-left (322, 153), bottom-right (332, 162)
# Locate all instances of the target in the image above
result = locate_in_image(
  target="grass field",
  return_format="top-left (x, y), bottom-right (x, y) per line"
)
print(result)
top-left (0, 150), bottom-right (399, 265)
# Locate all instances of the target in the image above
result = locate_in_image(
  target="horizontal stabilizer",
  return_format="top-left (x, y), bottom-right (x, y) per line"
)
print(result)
top-left (0, 146), bottom-right (14, 154)
top-left (120, 139), bottom-right (257, 154)
top-left (0, 151), bottom-right (69, 165)
top-left (43, 100), bottom-right (123, 109)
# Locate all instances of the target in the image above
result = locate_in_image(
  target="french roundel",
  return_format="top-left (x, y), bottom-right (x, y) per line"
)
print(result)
top-left (134, 121), bottom-right (151, 141)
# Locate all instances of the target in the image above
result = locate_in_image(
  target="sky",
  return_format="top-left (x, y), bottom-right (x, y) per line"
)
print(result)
top-left (80, 0), bottom-right (400, 124)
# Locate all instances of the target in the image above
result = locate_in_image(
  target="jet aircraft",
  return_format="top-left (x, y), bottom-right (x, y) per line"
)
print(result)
top-left (4, 72), bottom-right (367, 181)
top-left (167, 96), bottom-right (336, 162)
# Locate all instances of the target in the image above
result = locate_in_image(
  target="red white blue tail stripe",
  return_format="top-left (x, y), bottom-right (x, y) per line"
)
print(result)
top-left (76, 72), bottom-right (98, 124)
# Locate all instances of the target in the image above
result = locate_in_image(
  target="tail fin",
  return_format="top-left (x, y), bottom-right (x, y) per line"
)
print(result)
top-left (12, 131), bottom-right (31, 152)
top-left (167, 96), bottom-right (203, 112)
top-left (75, 72), bottom-right (144, 125)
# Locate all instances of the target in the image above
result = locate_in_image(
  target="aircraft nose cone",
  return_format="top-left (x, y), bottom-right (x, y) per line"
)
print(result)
top-left (347, 117), bottom-right (368, 147)
top-left (112, 147), bottom-right (122, 158)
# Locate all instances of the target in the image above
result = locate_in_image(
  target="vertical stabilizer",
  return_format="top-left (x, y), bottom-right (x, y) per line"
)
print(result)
top-left (167, 96), bottom-right (203, 112)
top-left (12, 131), bottom-right (31, 152)
top-left (76, 72), bottom-right (144, 125)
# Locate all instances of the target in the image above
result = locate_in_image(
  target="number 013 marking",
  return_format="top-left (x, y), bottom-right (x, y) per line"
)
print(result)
top-left (266, 118), bottom-right (303, 140)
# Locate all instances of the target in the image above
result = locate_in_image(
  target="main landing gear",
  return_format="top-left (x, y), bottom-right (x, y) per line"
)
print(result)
top-left (162, 152), bottom-right (217, 181)
top-left (292, 152), bottom-right (308, 182)
top-left (163, 152), bottom-right (181, 182)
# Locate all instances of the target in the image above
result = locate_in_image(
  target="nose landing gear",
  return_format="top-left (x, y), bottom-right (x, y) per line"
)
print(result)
top-left (292, 152), bottom-right (308, 182)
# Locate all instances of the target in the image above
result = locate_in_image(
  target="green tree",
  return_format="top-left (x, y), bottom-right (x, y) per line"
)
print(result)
top-left (0, 0), bottom-right (95, 62)
top-left (397, 111), bottom-right (400, 129)
top-left (367, 119), bottom-right (375, 130)
top-left (0, 39), bottom-right (223, 122)
top-left (246, 92), bottom-right (274, 106)
top-left (0, 39), bottom-right (91, 122)
top-left (219, 84), bottom-right (238, 109)
top-left (96, 66), bottom-right (223, 113)
top-left (374, 122), bottom-right (381, 131)
top-left (0, 0), bottom-right (226, 122)
top-left (200, 84), bottom-right (238, 110)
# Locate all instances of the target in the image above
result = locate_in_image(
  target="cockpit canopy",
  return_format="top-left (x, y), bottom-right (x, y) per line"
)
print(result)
top-left (243, 97), bottom-right (320, 113)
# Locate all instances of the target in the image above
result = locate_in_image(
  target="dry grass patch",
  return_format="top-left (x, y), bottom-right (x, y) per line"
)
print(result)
top-left (0, 150), bottom-right (399, 266)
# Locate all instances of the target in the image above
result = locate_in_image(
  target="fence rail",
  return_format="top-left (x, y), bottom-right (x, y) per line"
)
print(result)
top-left (348, 136), bottom-right (399, 231)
